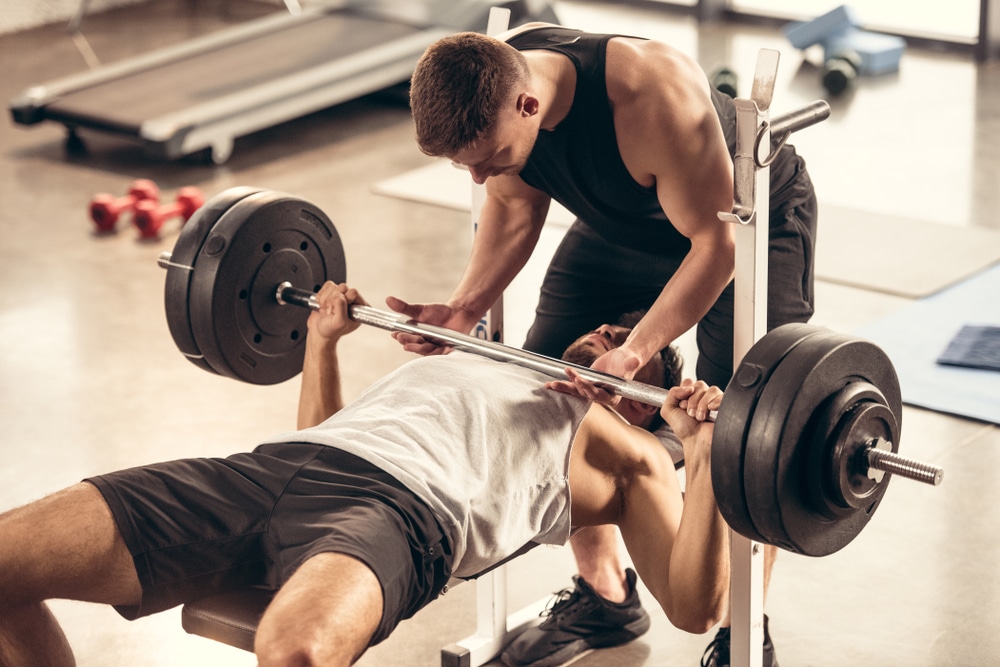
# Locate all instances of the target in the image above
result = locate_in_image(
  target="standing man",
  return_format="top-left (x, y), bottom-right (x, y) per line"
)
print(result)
top-left (390, 24), bottom-right (815, 667)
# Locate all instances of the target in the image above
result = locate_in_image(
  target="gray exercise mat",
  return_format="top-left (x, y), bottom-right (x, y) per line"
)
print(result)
top-left (373, 162), bottom-right (1000, 298)
top-left (815, 204), bottom-right (1000, 298)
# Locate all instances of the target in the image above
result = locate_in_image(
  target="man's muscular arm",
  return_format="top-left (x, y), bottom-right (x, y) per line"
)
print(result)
top-left (565, 377), bottom-right (729, 633)
top-left (387, 175), bottom-right (550, 353)
top-left (595, 39), bottom-right (736, 379)
top-left (659, 380), bottom-right (729, 631)
top-left (297, 282), bottom-right (366, 429)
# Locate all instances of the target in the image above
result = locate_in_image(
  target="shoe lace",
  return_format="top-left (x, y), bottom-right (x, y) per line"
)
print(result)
top-left (700, 627), bottom-right (730, 667)
top-left (539, 586), bottom-right (579, 619)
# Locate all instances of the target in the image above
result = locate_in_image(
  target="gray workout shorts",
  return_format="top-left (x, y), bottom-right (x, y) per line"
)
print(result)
top-left (86, 442), bottom-right (452, 645)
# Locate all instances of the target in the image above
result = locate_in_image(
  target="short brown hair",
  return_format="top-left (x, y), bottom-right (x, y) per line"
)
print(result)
top-left (410, 32), bottom-right (530, 156)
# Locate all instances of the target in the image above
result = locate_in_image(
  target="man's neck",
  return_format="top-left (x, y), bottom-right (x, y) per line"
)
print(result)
top-left (524, 50), bottom-right (576, 130)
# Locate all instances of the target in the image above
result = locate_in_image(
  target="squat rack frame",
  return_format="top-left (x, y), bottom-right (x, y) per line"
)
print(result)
top-left (721, 50), bottom-right (830, 667)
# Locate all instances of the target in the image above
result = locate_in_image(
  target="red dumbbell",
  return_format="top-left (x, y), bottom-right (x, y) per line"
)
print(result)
top-left (133, 187), bottom-right (205, 240)
top-left (89, 179), bottom-right (160, 233)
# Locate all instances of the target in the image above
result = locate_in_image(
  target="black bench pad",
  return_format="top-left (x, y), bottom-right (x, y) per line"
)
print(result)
top-left (181, 588), bottom-right (275, 653)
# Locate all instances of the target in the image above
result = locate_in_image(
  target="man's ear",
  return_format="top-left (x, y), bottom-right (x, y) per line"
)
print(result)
top-left (517, 92), bottom-right (540, 117)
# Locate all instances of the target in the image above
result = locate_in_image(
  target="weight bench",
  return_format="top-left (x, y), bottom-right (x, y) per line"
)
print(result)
top-left (181, 560), bottom-right (550, 665)
top-left (181, 588), bottom-right (273, 653)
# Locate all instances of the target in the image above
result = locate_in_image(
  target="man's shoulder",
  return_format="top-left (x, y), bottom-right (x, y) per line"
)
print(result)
top-left (605, 39), bottom-right (708, 120)
top-left (496, 22), bottom-right (562, 43)
top-left (605, 37), bottom-right (697, 90)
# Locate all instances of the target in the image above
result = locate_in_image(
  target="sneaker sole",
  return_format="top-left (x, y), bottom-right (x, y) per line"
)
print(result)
top-left (588, 613), bottom-right (652, 649)
top-left (501, 615), bottom-right (652, 667)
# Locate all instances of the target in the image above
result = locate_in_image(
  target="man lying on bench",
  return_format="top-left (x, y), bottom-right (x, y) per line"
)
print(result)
top-left (0, 282), bottom-right (728, 667)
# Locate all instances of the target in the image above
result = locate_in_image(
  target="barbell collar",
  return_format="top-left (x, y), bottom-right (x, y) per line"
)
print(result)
top-left (275, 282), bottom-right (673, 409)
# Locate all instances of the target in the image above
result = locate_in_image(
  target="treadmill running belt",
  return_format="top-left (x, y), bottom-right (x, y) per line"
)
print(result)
top-left (45, 12), bottom-right (421, 131)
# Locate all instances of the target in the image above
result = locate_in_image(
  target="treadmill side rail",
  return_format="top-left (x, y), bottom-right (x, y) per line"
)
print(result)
top-left (8, 0), bottom-right (559, 163)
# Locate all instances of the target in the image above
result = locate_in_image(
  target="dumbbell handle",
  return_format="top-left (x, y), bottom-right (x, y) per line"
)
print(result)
top-left (275, 282), bottom-right (672, 408)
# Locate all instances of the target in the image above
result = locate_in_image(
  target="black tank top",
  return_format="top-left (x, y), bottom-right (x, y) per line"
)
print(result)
top-left (508, 26), bottom-right (809, 254)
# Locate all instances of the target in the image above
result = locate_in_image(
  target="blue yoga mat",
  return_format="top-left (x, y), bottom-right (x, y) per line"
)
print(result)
top-left (855, 262), bottom-right (1000, 425)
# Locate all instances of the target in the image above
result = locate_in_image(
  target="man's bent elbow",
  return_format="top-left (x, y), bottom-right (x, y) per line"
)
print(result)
top-left (666, 602), bottom-right (725, 635)
top-left (657, 583), bottom-right (726, 635)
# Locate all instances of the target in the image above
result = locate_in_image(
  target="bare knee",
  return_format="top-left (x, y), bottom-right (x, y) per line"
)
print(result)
top-left (256, 636), bottom-right (345, 667)
top-left (255, 612), bottom-right (365, 667)
top-left (254, 553), bottom-right (383, 667)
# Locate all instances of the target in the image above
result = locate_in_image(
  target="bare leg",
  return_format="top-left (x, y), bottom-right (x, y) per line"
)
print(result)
top-left (255, 552), bottom-right (383, 667)
top-left (568, 526), bottom-right (628, 602)
top-left (0, 483), bottom-right (141, 667)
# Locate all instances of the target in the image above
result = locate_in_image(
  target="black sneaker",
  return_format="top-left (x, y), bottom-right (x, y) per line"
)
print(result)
top-left (500, 568), bottom-right (650, 667)
top-left (701, 615), bottom-right (779, 667)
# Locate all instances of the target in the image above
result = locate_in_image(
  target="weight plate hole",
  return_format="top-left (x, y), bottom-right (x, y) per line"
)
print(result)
top-left (253, 333), bottom-right (262, 344)
top-left (300, 241), bottom-right (309, 251)
top-left (291, 330), bottom-right (300, 341)
top-left (239, 289), bottom-right (248, 301)
top-left (263, 243), bottom-right (272, 253)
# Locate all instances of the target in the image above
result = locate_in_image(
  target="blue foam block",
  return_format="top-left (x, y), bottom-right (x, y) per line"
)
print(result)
top-left (824, 28), bottom-right (906, 75)
top-left (784, 5), bottom-right (858, 50)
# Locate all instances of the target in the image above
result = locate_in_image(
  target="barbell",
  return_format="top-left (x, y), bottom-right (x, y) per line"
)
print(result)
top-left (158, 187), bottom-right (942, 557)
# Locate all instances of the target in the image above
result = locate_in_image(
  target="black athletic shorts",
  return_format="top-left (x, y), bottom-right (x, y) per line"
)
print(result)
top-left (86, 442), bottom-right (453, 645)
top-left (523, 195), bottom-right (817, 388)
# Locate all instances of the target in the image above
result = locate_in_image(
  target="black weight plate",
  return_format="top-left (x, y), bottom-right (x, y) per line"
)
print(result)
top-left (791, 335), bottom-right (901, 553)
top-left (190, 191), bottom-right (330, 381)
top-left (805, 383), bottom-right (897, 520)
top-left (745, 329), bottom-right (901, 556)
top-left (743, 329), bottom-right (845, 552)
top-left (712, 323), bottom-right (826, 543)
top-left (188, 191), bottom-right (346, 385)
top-left (164, 186), bottom-right (264, 375)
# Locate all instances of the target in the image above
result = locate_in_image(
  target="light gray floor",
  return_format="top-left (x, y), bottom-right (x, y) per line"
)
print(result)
top-left (1, 1), bottom-right (998, 666)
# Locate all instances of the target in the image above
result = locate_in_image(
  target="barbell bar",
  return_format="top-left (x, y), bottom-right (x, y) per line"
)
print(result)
top-left (156, 186), bottom-right (944, 556)
top-left (270, 280), bottom-right (942, 491)
top-left (273, 281), bottom-right (674, 408)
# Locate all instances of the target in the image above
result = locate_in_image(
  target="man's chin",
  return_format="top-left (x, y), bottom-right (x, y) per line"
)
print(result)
top-left (561, 346), bottom-right (596, 369)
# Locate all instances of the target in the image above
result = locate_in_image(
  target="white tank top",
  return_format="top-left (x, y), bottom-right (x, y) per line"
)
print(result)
top-left (262, 352), bottom-right (591, 578)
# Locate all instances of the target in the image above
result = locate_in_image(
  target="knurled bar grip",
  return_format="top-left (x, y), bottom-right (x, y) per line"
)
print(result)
top-left (276, 282), bottom-right (672, 408)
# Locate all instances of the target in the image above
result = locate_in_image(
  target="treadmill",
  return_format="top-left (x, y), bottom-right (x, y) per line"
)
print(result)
top-left (9, 0), bottom-right (557, 163)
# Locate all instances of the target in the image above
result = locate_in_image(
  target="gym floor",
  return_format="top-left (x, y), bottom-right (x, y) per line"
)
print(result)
top-left (1, 1), bottom-right (998, 665)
